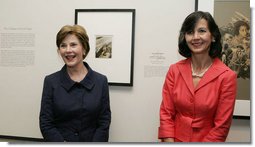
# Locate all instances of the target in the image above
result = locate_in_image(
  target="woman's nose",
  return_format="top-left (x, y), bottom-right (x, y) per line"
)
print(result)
top-left (192, 32), bottom-right (199, 39)
top-left (66, 45), bottom-right (72, 52)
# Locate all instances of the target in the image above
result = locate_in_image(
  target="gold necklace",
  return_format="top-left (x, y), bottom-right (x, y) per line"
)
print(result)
top-left (191, 62), bottom-right (212, 78)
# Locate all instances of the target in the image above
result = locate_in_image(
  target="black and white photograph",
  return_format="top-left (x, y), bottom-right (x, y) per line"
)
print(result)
top-left (95, 35), bottom-right (112, 59)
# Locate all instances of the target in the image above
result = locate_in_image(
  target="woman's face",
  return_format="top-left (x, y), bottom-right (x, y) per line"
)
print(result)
top-left (58, 34), bottom-right (85, 68)
top-left (185, 19), bottom-right (214, 56)
top-left (238, 25), bottom-right (248, 38)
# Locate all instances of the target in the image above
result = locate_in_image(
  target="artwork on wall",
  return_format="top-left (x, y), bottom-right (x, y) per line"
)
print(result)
top-left (75, 9), bottom-right (135, 86)
top-left (95, 35), bottom-right (113, 59)
top-left (196, 0), bottom-right (250, 118)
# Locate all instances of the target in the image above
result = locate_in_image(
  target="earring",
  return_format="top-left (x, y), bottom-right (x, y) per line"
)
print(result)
top-left (212, 39), bottom-right (215, 42)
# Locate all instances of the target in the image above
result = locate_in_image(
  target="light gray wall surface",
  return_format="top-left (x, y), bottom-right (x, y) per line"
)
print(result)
top-left (0, 0), bottom-right (251, 142)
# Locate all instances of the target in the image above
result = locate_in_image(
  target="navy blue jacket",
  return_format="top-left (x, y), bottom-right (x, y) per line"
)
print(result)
top-left (39, 62), bottom-right (111, 142)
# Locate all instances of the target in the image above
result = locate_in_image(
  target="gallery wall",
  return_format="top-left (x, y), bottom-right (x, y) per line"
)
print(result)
top-left (0, 0), bottom-right (250, 142)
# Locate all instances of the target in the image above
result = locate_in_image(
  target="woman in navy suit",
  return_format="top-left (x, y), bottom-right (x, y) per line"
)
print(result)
top-left (39, 25), bottom-right (111, 142)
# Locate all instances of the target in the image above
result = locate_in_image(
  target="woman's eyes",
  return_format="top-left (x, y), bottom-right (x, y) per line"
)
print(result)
top-left (186, 29), bottom-right (207, 35)
top-left (198, 29), bottom-right (207, 33)
top-left (70, 43), bottom-right (77, 47)
top-left (186, 31), bottom-right (193, 35)
top-left (60, 44), bottom-right (67, 48)
top-left (60, 43), bottom-right (77, 48)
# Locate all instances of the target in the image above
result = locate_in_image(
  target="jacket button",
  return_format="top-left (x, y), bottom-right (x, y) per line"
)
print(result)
top-left (74, 132), bottom-right (79, 136)
top-left (190, 98), bottom-right (194, 103)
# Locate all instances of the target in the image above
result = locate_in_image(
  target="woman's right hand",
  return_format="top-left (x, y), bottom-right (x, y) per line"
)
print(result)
top-left (159, 138), bottom-right (174, 142)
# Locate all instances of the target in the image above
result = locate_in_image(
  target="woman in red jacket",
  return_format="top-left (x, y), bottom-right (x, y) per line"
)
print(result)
top-left (158, 11), bottom-right (237, 142)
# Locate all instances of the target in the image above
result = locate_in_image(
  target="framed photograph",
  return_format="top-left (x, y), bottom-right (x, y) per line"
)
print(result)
top-left (75, 9), bottom-right (135, 86)
top-left (195, 0), bottom-right (250, 118)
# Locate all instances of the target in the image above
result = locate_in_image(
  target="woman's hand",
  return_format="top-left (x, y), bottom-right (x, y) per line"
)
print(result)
top-left (159, 138), bottom-right (174, 142)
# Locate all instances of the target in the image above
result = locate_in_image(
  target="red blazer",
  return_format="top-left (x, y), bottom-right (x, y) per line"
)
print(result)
top-left (158, 58), bottom-right (237, 142)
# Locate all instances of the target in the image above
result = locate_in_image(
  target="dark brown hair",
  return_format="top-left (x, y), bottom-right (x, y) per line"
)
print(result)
top-left (178, 11), bottom-right (222, 58)
top-left (233, 20), bottom-right (250, 36)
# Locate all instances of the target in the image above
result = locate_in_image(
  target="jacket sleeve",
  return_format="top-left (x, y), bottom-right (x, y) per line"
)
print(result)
top-left (203, 71), bottom-right (237, 142)
top-left (92, 76), bottom-right (111, 142)
top-left (39, 76), bottom-right (64, 142)
top-left (158, 65), bottom-right (176, 139)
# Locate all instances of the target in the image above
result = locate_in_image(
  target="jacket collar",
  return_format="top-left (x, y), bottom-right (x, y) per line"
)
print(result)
top-left (177, 58), bottom-right (229, 95)
top-left (60, 62), bottom-right (95, 91)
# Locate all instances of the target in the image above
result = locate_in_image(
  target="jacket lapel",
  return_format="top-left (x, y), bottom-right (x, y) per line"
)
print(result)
top-left (60, 65), bottom-right (75, 91)
top-left (80, 62), bottom-right (95, 90)
top-left (177, 58), bottom-right (195, 96)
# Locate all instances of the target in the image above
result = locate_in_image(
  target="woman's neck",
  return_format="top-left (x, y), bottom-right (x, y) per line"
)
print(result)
top-left (191, 55), bottom-right (213, 71)
top-left (67, 63), bottom-right (88, 82)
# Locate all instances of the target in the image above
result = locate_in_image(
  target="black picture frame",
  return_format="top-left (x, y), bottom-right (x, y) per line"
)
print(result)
top-left (75, 9), bottom-right (135, 86)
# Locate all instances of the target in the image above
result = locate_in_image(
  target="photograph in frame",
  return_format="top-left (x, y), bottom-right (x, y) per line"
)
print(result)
top-left (95, 35), bottom-right (113, 59)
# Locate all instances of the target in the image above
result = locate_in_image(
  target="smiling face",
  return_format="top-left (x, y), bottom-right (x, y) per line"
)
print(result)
top-left (58, 34), bottom-right (85, 68)
top-left (184, 19), bottom-right (214, 56)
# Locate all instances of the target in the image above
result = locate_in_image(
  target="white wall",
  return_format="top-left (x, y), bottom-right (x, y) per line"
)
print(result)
top-left (0, 0), bottom-right (251, 142)
top-left (226, 119), bottom-right (250, 142)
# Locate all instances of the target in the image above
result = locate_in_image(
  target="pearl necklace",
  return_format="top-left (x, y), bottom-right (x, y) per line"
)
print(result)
top-left (191, 62), bottom-right (212, 78)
